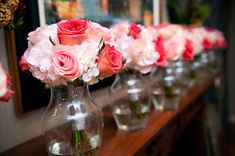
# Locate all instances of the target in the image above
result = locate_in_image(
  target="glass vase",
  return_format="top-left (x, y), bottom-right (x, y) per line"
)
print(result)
top-left (149, 67), bottom-right (165, 111)
top-left (41, 81), bottom-right (103, 156)
top-left (110, 71), bottom-right (150, 131)
top-left (163, 63), bottom-right (181, 110)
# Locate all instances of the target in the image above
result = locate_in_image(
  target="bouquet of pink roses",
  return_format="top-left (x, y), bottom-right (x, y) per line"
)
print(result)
top-left (189, 27), bottom-right (227, 55)
top-left (111, 21), bottom-right (160, 74)
top-left (152, 23), bottom-right (194, 62)
top-left (19, 20), bottom-right (124, 86)
top-left (0, 63), bottom-right (14, 102)
top-left (19, 19), bottom-right (124, 156)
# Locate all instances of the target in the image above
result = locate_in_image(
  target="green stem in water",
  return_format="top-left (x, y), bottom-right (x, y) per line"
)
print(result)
top-left (71, 130), bottom-right (97, 156)
top-left (130, 101), bottom-right (146, 119)
top-left (165, 85), bottom-right (178, 99)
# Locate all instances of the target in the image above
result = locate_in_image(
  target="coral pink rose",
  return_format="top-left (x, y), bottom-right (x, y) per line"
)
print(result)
top-left (58, 20), bottom-right (88, 45)
top-left (97, 44), bottom-right (124, 77)
top-left (128, 23), bottom-right (142, 39)
top-left (0, 65), bottom-right (14, 102)
top-left (52, 46), bottom-right (80, 81)
top-left (182, 39), bottom-right (194, 60)
top-left (153, 36), bottom-right (167, 66)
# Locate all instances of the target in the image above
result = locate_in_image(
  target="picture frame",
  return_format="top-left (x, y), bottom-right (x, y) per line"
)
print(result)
top-left (5, 0), bottom-right (158, 116)
top-left (5, 0), bottom-right (50, 116)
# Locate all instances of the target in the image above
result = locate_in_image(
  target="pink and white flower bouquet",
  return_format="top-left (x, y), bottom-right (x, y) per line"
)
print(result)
top-left (153, 23), bottom-right (193, 62)
top-left (189, 27), bottom-right (227, 55)
top-left (111, 21), bottom-right (160, 74)
top-left (19, 20), bottom-right (124, 86)
top-left (0, 63), bottom-right (14, 102)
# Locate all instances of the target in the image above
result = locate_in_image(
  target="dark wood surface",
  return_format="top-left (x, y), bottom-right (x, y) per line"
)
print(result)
top-left (0, 74), bottom-right (218, 156)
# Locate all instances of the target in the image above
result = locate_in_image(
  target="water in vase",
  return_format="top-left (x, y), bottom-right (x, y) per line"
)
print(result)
top-left (47, 135), bottom-right (100, 156)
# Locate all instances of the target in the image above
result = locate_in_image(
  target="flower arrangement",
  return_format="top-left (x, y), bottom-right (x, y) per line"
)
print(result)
top-left (0, 63), bottom-right (14, 102)
top-left (151, 23), bottom-right (227, 61)
top-left (19, 19), bottom-right (125, 156)
top-left (110, 22), bottom-right (162, 122)
top-left (111, 21), bottom-right (160, 74)
top-left (152, 23), bottom-right (194, 62)
top-left (19, 20), bottom-right (124, 86)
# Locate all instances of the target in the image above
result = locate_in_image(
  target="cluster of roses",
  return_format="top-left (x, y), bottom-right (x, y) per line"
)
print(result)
top-left (0, 20), bottom-right (227, 102)
top-left (0, 63), bottom-right (14, 102)
top-left (19, 20), bottom-right (124, 86)
top-left (18, 20), bottom-right (227, 86)
top-left (111, 22), bottom-right (227, 73)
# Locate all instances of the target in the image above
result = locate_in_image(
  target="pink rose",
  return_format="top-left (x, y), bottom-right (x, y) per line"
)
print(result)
top-left (216, 39), bottom-right (227, 49)
top-left (182, 39), bottom-right (194, 60)
top-left (97, 44), bottom-right (124, 77)
top-left (87, 21), bottom-right (112, 42)
top-left (52, 45), bottom-right (80, 81)
top-left (153, 36), bottom-right (167, 66)
top-left (0, 65), bottom-right (14, 102)
top-left (128, 23), bottom-right (142, 39)
top-left (57, 20), bottom-right (88, 45)
top-left (202, 38), bottom-right (213, 50)
top-left (19, 54), bottom-right (29, 72)
top-left (111, 22), bottom-right (130, 39)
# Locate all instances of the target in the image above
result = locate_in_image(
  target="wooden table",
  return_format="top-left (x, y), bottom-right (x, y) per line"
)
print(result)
top-left (1, 74), bottom-right (218, 156)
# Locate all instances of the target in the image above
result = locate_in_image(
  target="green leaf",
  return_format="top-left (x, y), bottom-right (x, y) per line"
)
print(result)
top-left (98, 40), bottom-right (105, 55)
top-left (49, 36), bottom-right (56, 46)
top-left (122, 59), bottom-right (127, 65)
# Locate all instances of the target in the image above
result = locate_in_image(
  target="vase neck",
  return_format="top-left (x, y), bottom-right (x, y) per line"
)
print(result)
top-left (50, 83), bottom-right (89, 102)
top-left (119, 71), bottom-right (142, 80)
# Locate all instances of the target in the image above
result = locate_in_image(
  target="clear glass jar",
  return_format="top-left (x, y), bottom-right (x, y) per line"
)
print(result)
top-left (149, 67), bottom-right (165, 111)
top-left (163, 63), bottom-right (181, 110)
top-left (41, 81), bottom-right (103, 156)
top-left (110, 71), bottom-right (150, 131)
top-left (173, 60), bottom-right (191, 89)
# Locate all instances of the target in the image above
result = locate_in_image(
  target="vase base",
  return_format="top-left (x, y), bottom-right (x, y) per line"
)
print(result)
top-left (47, 136), bottom-right (100, 156)
top-left (112, 106), bottom-right (148, 131)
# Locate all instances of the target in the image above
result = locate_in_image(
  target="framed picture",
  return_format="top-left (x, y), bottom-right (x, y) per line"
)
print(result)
top-left (6, 0), bottom-right (50, 116)
top-left (6, 0), bottom-right (158, 116)
top-left (38, 0), bottom-right (156, 27)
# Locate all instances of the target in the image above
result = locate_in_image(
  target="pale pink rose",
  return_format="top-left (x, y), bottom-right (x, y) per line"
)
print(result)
top-left (154, 23), bottom-right (183, 39)
top-left (110, 21), bottom-right (130, 39)
top-left (97, 44), bottom-right (124, 77)
top-left (164, 35), bottom-right (185, 61)
top-left (126, 39), bottom-right (159, 73)
top-left (58, 20), bottom-right (88, 45)
top-left (190, 28), bottom-right (204, 55)
top-left (87, 21), bottom-right (113, 42)
top-left (51, 45), bottom-right (81, 81)
top-left (0, 64), bottom-right (14, 102)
